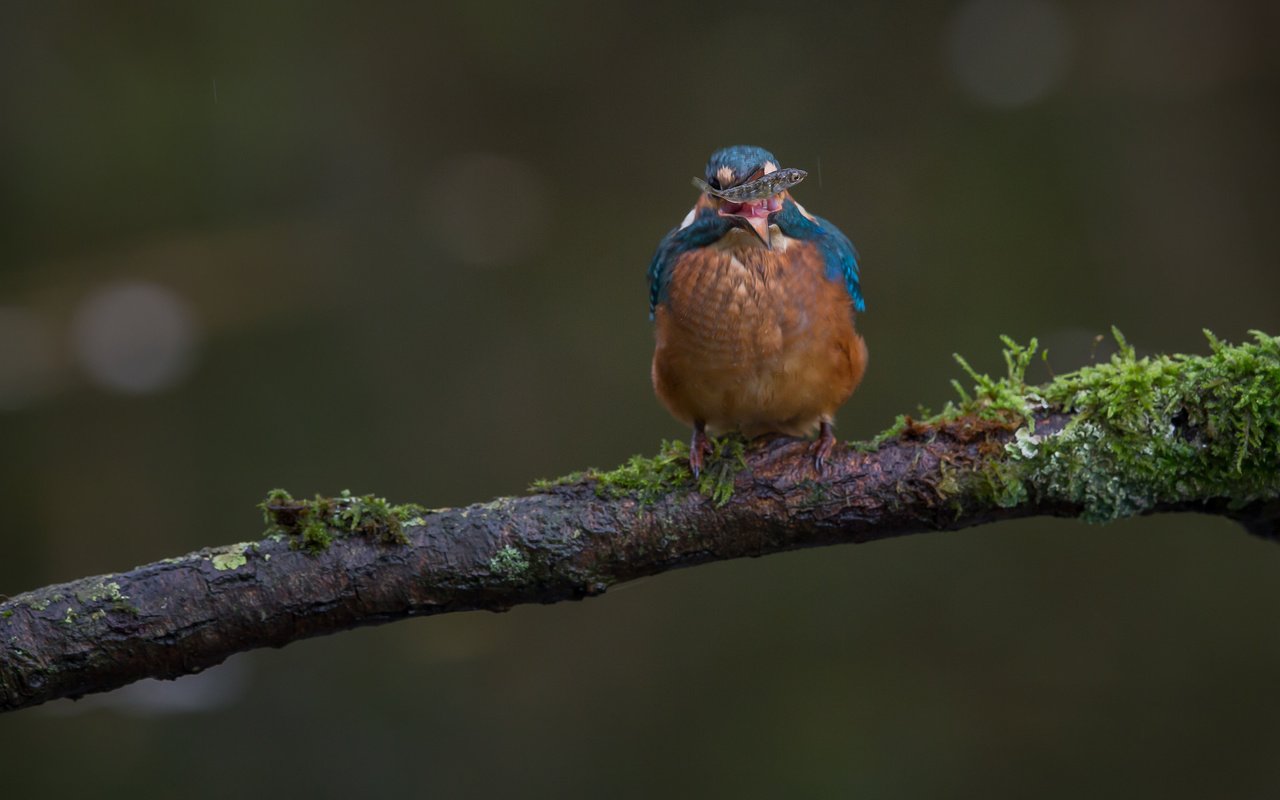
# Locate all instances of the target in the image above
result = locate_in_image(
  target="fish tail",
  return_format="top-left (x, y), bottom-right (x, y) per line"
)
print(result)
top-left (691, 176), bottom-right (720, 196)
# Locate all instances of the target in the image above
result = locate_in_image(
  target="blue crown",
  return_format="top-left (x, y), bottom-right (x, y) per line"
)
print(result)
top-left (704, 146), bottom-right (778, 189)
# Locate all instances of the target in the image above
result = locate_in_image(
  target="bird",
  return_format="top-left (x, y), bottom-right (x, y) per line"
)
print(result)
top-left (647, 145), bottom-right (867, 477)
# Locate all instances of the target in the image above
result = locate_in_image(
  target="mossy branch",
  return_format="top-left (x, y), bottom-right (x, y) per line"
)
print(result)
top-left (2, 331), bottom-right (1278, 715)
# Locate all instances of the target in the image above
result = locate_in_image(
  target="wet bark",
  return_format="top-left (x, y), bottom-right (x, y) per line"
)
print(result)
top-left (0, 414), bottom-right (1270, 714)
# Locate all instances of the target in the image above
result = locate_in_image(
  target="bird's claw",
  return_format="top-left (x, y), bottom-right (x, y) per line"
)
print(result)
top-left (812, 421), bottom-right (837, 475)
top-left (689, 424), bottom-right (713, 478)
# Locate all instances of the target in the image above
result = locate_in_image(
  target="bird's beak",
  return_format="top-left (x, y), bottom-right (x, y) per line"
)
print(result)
top-left (718, 195), bottom-right (783, 249)
top-left (742, 214), bottom-right (772, 247)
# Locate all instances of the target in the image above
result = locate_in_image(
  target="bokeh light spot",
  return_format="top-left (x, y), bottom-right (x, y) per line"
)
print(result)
top-left (946, 0), bottom-right (1073, 107)
top-left (72, 281), bottom-right (198, 394)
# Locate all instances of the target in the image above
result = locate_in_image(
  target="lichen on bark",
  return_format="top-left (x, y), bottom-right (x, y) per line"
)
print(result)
top-left (3, 329), bottom-right (1277, 715)
top-left (937, 330), bottom-right (1280, 523)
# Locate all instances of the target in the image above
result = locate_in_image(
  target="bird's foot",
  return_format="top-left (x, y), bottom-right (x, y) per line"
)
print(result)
top-left (689, 422), bottom-right (713, 478)
top-left (812, 421), bottom-right (837, 475)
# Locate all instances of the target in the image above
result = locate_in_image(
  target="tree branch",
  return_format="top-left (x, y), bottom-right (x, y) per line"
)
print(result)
top-left (3, 331), bottom-right (1278, 714)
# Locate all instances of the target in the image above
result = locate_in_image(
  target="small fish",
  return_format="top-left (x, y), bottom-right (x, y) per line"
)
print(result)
top-left (692, 167), bottom-right (807, 202)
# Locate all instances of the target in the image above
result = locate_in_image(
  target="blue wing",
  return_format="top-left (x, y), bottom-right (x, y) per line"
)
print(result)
top-left (647, 209), bottom-right (733, 319)
top-left (773, 200), bottom-right (865, 312)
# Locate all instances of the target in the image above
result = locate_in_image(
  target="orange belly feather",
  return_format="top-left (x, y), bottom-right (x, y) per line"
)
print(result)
top-left (652, 230), bottom-right (867, 438)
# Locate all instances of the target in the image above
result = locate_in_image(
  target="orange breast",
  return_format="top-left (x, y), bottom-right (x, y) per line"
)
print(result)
top-left (651, 230), bottom-right (867, 437)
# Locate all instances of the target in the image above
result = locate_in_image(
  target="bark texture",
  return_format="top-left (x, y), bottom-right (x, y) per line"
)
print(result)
top-left (2, 410), bottom-right (1272, 715)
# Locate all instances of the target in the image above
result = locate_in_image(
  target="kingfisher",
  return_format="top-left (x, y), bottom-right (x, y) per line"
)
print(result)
top-left (647, 145), bottom-right (868, 476)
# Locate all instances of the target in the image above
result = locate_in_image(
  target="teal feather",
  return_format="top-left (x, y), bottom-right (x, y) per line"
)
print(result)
top-left (773, 200), bottom-right (865, 312)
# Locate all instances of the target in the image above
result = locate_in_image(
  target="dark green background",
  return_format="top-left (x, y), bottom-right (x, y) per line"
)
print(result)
top-left (3, 1), bottom-right (1279, 796)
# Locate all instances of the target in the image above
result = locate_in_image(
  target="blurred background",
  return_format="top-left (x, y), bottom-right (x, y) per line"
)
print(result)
top-left (2, 0), bottom-right (1279, 796)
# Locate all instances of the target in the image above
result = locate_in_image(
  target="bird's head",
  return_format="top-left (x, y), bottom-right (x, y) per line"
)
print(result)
top-left (701, 145), bottom-right (788, 245)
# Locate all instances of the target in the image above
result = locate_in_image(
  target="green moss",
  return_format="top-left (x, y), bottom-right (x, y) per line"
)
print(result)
top-left (394, 503), bottom-right (431, 523)
top-left (937, 330), bottom-right (1280, 523)
top-left (528, 472), bottom-right (587, 492)
top-left (299, 518), bottom-right (332, 553)
top-left (2, 610), bottom-right (12, 619)
top-left (1022, 329), bottom-right (1280, 521)
top-left (489, 545), bottom-right (530, 580)
top-left (524, 330), bottom-right (1280, 525)
top-left (259, 488), bottom-right (416, 552)
top-left (951, 335), bottom-right (1042, 423)
top-left (260, 488), bottom-right (294, 525)
top-left (854, 414), bottom-right (912, 452)
top-left (595, 440), bottom-right (694, 504)
top-left (697, 437), bottom-right (750, 506)
top-left (530, 436), bottom-right (748, 507)
top-left (858, 336), bottom-right (1046, 453)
